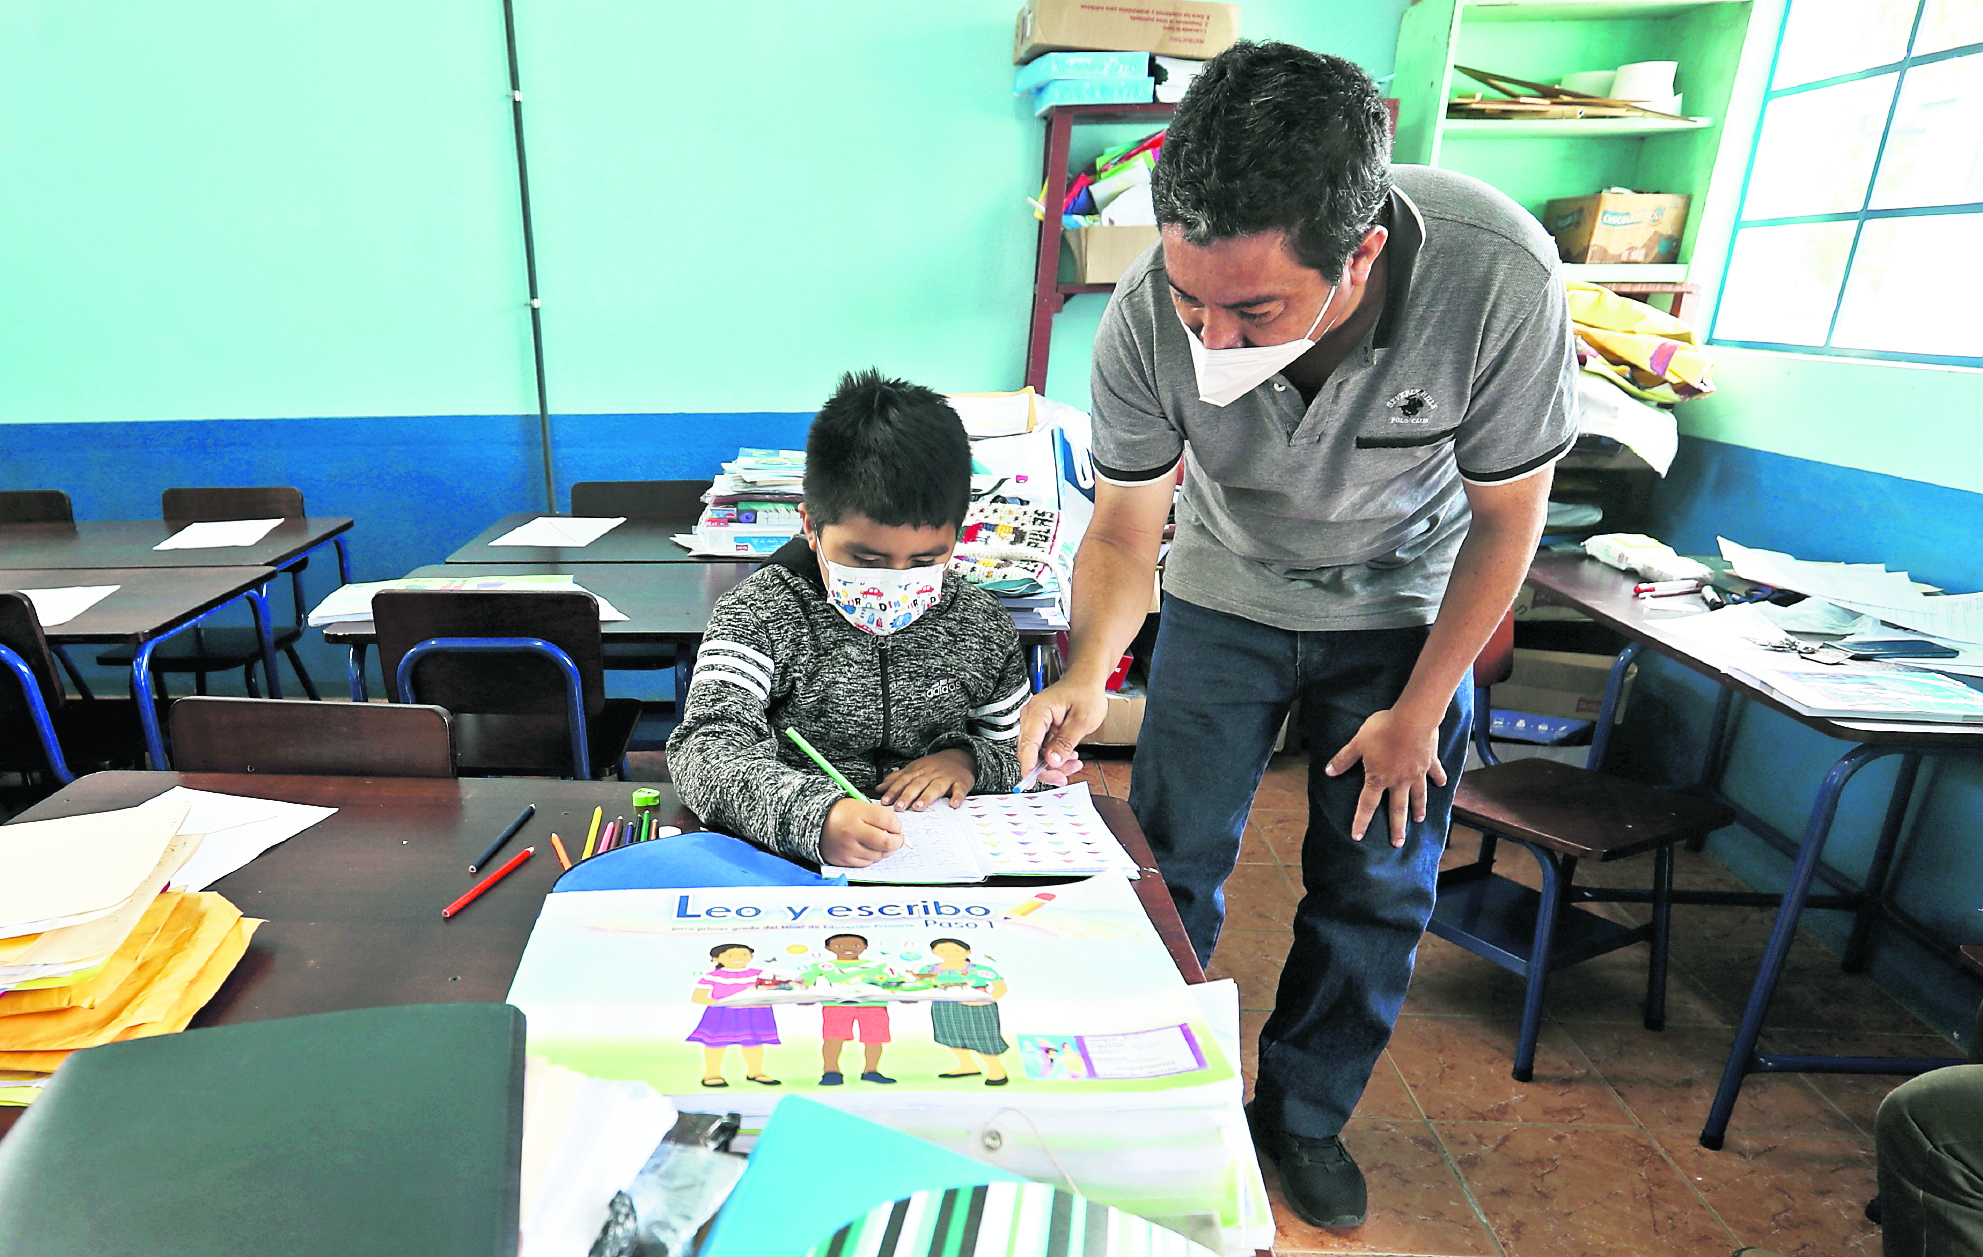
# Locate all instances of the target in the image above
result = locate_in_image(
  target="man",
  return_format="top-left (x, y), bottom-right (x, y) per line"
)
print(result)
top-left (1017, 42), bottom-right (1576, 1227)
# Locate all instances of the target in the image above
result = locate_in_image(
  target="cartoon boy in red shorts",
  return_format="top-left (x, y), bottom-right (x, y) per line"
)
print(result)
top-left (800, 933), bottom-right (897, 1085)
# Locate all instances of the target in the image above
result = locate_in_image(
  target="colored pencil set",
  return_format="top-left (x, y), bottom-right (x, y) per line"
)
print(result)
top-left (445, 798), bottom-right (679, 919)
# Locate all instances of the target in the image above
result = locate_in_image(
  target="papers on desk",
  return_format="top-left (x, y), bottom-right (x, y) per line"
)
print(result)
top-left (307, 574), bottom-right (630, 626)
top-left (822, 784), bottom-right (1138, 883)
top-left (945, 388), bottom-right (1036, 438)
top-left (16, 585), bottom-right (118, 627)
top-left (152, 518), bottom-right (284, 549)
top-left (160, 786), bottom-right (338, 892)
top-left (1722, 537), bottom-right (1983, 646)
top-left (490, 515), bottom-right (627, 548)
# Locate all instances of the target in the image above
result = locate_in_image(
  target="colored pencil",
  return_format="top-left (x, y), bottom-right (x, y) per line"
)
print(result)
top-left (550, 832), bottom-right (572, 871)
top-left (783, 727), bottom-right (869, 802)
top-left (582, 806), bottom-right (602, 859)
top-left (470, 804), bottom-right (534, 872)
top-left (442, 847), bottom-right (533, 918)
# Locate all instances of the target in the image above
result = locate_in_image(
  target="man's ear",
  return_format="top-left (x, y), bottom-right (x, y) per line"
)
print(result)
top-left (1345, 224), bottom-right (1389, 289)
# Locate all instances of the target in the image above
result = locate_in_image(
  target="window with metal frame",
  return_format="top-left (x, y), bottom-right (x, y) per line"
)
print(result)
top-left (1710, 0), bottom-right (1983, 366)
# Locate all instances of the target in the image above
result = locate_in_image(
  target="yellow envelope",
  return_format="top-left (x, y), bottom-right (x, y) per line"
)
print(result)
top-left (0, 894), bottom-right (181, 1014)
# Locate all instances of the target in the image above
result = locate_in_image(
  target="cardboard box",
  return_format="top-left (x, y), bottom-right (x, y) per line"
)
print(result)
top-left (1494, 648), bottom-right (1635, 724)
top-left (1065, 224), bottom-right (1160, 283)
top-left (1543, 192), bottom-right (1690, 265)
top-left (1015, 0), bottom-right (1239, 65)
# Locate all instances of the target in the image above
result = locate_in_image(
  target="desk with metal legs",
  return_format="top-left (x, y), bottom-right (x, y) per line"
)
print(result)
top-left (1525, 552), bottom-right (1980, 1148)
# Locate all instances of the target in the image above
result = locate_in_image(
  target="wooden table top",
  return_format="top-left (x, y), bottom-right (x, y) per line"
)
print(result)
top-left (319, 562), bottom-right (759, 644)
top-left (0, 771), bottom-right (1197, 1139)
top-left (0, 566), bottom-right (280, 645)
top-left (0, 518), bottom-right (352, 570)
top-left (445, 513), bottom-right (724, 565)
top-left (1526, 551), bottom-right (1983, 748)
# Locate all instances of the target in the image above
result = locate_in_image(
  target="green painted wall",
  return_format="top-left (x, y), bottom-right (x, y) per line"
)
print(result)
top-left (1, 0), bottom-right (1408, 425)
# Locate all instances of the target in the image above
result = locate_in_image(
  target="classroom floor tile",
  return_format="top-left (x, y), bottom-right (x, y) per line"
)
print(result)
top-left (1211, 750), bottom-right (1950, 1257)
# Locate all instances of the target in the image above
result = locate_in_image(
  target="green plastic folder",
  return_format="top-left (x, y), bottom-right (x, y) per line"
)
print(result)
top-left (700, 1096), bottom-right (1024, 1257)
top-left (0, 1003), bottom-right (525, 1257)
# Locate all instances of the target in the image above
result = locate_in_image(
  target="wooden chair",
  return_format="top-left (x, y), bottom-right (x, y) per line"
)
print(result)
top-left (0, 489), bottom-right (75, 524)
top-left (568, 481), bottom-right (706, 682)
top-left (0, 592), bottom-right (146, 790)
top-left (372, 590), bottom-right (641, 780)
top-left (1430, 611), bottom-right (1733, 1080)
top-left (167, 696), bottom-right (455, 777)
top-left (96, 486), bottom-right (323, 700)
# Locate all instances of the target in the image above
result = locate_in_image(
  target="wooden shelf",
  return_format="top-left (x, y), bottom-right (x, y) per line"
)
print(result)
top-left (1563, 262), bottom-right (1689, 282)
top-left (1464, 0), bottom-right (1743, 20)
top-left (1443, 115), bottom-right (1713, 136)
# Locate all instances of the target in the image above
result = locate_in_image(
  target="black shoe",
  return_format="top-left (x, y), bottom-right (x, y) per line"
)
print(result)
top-left (1866, 1195), bottom-right (1882, 1225)
top-left (1249, 1108), bottom-right (1366, 1228)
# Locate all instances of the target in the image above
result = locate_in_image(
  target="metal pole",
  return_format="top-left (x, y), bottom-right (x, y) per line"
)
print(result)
top-left (502, 0), bottom-right (556, 513)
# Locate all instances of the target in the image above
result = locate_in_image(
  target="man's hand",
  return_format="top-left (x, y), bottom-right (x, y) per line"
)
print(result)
top-left (878, 749), bottom-right (975, 811)
top-left (820, 798), bottom-right (904, 866)
top-left (1323, 707), bottom-right (1448, 847)
top-left (1017, 680), bottom-right (1111, 780)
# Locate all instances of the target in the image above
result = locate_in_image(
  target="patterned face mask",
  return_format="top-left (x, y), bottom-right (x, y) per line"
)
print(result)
top-left (821, 558), bottom-right (945, 636)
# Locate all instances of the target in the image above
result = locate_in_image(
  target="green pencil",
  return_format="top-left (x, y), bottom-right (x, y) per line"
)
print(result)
top-left (784, 727), bottom-right (870, 803)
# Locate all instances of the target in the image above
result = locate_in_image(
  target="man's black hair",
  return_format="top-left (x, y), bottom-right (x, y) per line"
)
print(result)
top-left (804, 368), bottom-right (972, 530)
top-left (1152, 41), bottom-right (1392, 282)
top-left (824, 932), bottom-right (868, 947)
top-left (929, 937), bottom-right (972, 952)
top-left (709, 942), bottom-right (754, 960)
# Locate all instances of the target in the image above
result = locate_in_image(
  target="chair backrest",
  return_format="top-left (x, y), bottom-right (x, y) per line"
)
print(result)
top-left (0, 592), bottom-right (66, 721)
top-left (162, 486), bottom-right (306, 523)
top-left (373, 590), bottom-right (607, 718)
top-left (0, 490), bottom-right (75, 525)
top-left (1474, 608), bottom-right (1517, 689)
top-left (552, 831), bottom-right (845, 890)
top-left (168, 696), bottom-right (456, 777)
top-left (570, 480), bottom-right (707, 519)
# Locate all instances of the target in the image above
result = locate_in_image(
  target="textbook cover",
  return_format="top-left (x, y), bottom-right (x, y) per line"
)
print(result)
top-left (505, 875), bottom-right (1232, 1113)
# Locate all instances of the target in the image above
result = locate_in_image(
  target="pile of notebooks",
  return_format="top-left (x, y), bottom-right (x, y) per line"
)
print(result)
top-left (0, 792), bottom-right (261, 1104)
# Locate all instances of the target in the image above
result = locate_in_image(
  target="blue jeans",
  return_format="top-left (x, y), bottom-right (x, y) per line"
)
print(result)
top-left (1129, 595), bottom-right (1471, 1139)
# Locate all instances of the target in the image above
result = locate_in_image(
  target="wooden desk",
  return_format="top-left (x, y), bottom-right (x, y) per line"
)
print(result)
top-left (0, 567), bottom-right (283, 764)
top-left (1525, 552), bottom-right (1979, 1147)
top-left (0, 518), bottom-right (353, 573)
top-left (0, 771), bottom-right (1196, 1140)
top-left (445, 513), bottom-right (719, 565)
top-left (321, 561), bottom-right (757, 702)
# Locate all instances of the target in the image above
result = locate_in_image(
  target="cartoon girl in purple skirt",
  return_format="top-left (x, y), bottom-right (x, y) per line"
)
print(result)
top-left (687, 943), bottom-right (783, 1088)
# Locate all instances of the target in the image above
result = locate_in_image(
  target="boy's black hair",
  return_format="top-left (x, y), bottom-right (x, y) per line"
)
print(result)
top-left (804, 369), bottom-right (972, 530)
top-left (709, 943), bottom-right (754, 960)
top-left (824, 932), bottom-right (869, 948)
top-left (929, 937), bottom-right (972, 952)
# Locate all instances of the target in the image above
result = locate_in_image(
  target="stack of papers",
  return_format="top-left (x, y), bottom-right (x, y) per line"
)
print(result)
top-left (15, 585), bottom-right (118, 628)
top-left (489, 516), bottom-right (627, 548)
top-left (307, 574), bottom-right (630, 626)
top-left (945, 389), bottom-right (1036, 438)
top-left (153, 518), bottom-right (284, 549)
top-left (822, 783), bottom-right (1137, 883)
top-left (1722, 537), bottom-right (1983, 646)
top-left (0, 792), bottom-right (272, 1102)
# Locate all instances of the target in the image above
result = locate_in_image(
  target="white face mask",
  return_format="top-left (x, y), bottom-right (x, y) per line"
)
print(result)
top-left (1181, 285), bottom-right (1337, 407)
top-left (821, 558), bottom-right (946, 636)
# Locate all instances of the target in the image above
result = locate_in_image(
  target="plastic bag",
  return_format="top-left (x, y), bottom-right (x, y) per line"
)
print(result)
top-left (589, 1111), bottom-right (746, 1257)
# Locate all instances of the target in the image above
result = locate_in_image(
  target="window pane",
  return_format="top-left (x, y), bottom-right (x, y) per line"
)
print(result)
top-left (1871, 54), bottom-right (1983, 208)
top-left (1830, 214), bottom-right (1983, 355)
top-left (1714, 222), bottom-right (1856, 344)
top-left (1743, 75), bottom-right (1896, 219)
top-left (1773, 0), bottom-right (1917, 88)
top-left (1915, 0), bottom-right (1983, 56)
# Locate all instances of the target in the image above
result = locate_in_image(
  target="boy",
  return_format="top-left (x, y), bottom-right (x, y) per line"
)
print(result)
top-left (798, 933), bottom-right (897, 1085)
top-left (668, 369), bottom-right (1075, 869)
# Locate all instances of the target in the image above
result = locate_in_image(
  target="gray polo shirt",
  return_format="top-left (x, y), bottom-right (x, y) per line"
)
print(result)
top-left (1089, 165), bottom-right (1579, 633)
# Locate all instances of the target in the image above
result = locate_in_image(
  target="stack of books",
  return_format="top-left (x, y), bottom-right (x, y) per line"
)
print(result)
top-left (688, 449), bottom-right (807, 556)
top-left (949, 501), bottom-right (1070, 631)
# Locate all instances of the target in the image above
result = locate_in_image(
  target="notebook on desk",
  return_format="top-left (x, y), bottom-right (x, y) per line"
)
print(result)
top-left (0, 1002), bottom-right (525, 1257)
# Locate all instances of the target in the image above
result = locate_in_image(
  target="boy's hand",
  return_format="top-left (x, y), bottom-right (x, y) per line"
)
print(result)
top-left (820, 799), bottom-right (904, 867)
top-left (877, 748), bottom-right (975, 811)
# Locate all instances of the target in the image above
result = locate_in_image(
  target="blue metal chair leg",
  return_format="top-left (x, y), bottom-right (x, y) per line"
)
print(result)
top-left (1843, 752), bottom-right (1921, 972)
top-left (346, 642), bottom-right (370, 703)
top-left (247, 584), bottom-right (283, 700)
top-left (1646, 844), bottom-right (1673, 1031)
top-left (283, 642), bottom-right (322, 701)
top-left (1688, 686), bottom-right (1741, 852)
top-left (674, 641), bottom-right (697, 714)
top-left (1, 644), bottom-right (74, 785)
top-left (332, 535), bottom-right (352, 584)
top-left (1513, 837), bottom-right (1568, 1083)
top-left (1700, 743), bottom-right (1889, 1148)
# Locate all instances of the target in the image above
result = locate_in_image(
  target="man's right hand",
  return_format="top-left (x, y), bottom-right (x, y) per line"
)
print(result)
top-left (820, 799), bottom-right (903, 867)
top-left (1017, 680), bottom-right (1111, 778)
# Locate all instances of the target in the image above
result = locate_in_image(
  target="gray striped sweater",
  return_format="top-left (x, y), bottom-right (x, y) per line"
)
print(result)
top-left (666, 538), bottom-right (1030, 863)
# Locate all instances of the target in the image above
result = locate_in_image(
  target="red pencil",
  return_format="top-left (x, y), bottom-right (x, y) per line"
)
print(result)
top-left (442, 847), bottom-right (534, 919)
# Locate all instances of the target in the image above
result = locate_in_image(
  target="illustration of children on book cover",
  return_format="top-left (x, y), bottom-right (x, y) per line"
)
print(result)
top-left (506, 874), bottom-right (1230, 1105)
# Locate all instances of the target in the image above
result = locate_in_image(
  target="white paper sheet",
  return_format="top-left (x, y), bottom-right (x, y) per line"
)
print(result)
top-left (154, 786), bottom-right (338, 892)
top-left (16, 585), bottom-right (118, 627)
top-left (1721, 537), bottom-right (1983, 645)
top-left (490, 516), bottom-right (627, 548)
top-left (308, 575), bottom-right (628, 625)
top-left (946, 390), bottom-right (1035, 438)
top-left (153, 518), bottom-right (284, 549)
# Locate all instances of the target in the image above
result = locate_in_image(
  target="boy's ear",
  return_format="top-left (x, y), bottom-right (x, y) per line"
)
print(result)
top-left (797, 503), bottom-right (815, 547)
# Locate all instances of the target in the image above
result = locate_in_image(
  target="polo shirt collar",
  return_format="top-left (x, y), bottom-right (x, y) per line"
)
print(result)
top-left (1371, 184), bottom-right (1425, 351)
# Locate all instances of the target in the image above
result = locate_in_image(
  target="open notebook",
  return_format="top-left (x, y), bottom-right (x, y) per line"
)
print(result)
top-left (821, 784), bottom-right (1139, 884)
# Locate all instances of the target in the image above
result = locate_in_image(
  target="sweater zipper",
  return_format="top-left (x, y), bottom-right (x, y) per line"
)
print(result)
top-left (877, 637), bottom-right (893, 772)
